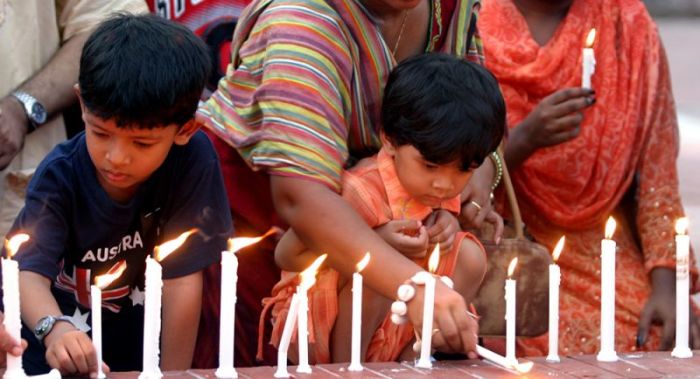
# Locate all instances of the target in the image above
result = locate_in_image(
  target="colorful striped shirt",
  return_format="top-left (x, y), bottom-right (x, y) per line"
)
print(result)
top-left (197, 0), bottom-right (483, 191)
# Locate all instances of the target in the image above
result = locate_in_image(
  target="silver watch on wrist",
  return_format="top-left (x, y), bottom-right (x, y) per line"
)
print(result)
top-left (33, 315), bottom-right (78, 343)
top-left (10, 90), bottom-right (47, 133)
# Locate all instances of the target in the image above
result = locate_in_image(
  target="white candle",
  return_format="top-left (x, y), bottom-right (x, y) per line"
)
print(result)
top-left (91, 285), bottom-right (105, 379)
top-left (672, 217), bottom-right (693, 358)
top-left (505, 257), bottom-right (518, 364)
top-left (141, 256), bottom-right (164, 379)
top-left (547, 237), bottom-right (565, 363)
top-left (274, 294), bottom-right (299, 378)
top-left (476, 345), bottom-right (533, 374)
top-left (216, 249), bottom-right (238, 378)
top-left (581, 28), bottom-right (597, 89)
top-left (92, 260), bottom-right (127, 379)
top-left (416, 245), bottom-right (440, 369)
top-left (597, 217), bottom-right (618, 362)
top-left (140, 230), bottom-right (197, 379)
top-left (218, 228), bottom-right (279, 378)
top-left (296, 254), bottom-right (327, 374)
top-left (348, 253), bottom-right (371, 372)
top-left (2, 234), bottom-right (29, 379)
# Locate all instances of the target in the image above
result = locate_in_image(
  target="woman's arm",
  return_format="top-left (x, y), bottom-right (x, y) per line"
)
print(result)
top-left (271, 176), bottom-right (479, 355)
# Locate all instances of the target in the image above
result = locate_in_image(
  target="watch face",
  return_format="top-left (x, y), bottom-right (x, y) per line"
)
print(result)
top-left (31, 103), bottom-right (47, 124)
top-left (34, 316), bottom-right (55, 338)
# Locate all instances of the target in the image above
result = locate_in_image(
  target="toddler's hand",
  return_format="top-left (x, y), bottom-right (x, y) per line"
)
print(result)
top-left (44, 323), bottom-right (109, 377)
top-left (425, 210), bottom-right (459, 254)
top-left (374, 220), bottom-right (428, 258)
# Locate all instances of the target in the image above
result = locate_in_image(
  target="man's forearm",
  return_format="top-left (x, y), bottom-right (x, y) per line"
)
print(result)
top-left (13, 32), bottom-right (91, 116)
top-left (270, 176), bottom-right (422, 300)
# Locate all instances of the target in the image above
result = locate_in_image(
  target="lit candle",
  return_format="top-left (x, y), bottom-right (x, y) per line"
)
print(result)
top-left (3, 234), bottom-right (29, 378)
top-left (547, 237), bottom-right (565, 363)
top-left (597, 217), bottom-right (618, 362)
top-left (92, 261), bottom-right (127, 379)
top-left (581, 28), bottom-right (597, 89)
top-left (672, 217), bottom-right (693, 358)
top-left (296, 254), bottom-right (327, 374)
top-left (416, 244), bottom-right (440, 369)
top-left (218, 228), bottom-right (278, 378)
top-left (274, 294), bottom-right (299, 378)
top-left (505, 257), bottom-right (518, 364)
top-left (348, 252), bottom-right (371, 372)
top-left (140, 229), bottom-right (197, 379)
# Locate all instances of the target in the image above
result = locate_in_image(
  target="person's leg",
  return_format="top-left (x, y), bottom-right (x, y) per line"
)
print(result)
top-left (331, 277), bottom-right (391, 363)
top-left (452, 238), bottom-right (487, 304)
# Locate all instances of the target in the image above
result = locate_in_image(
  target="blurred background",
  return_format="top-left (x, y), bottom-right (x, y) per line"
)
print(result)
top-left (647, 0), bottom-right (700, 252)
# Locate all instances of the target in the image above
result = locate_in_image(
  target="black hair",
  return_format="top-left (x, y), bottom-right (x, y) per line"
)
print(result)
top-left (79, 13), bottom-right (211, 128)
top-left (381, 53), bottom-right (505, 171)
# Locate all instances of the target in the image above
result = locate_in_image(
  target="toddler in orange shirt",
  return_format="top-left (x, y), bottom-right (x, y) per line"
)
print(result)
top-left (261, 53), bottom-right (506, 364)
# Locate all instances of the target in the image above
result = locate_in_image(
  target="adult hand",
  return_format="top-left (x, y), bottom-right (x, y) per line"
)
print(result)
top-left (459, 160), bottom-right (504, 244)
top-left (511, 87), bottom-right (594, 154)
top-left (44, 323), bottom-right (108, 377)
top-left (0, 97), bottom-right (28, 170)
top-left (637, 267), bottom-right (676, 350)
top-left (406, 281), bottom-right (479, 357)
top-left (425, 210), bottom-right (459, 254)
top-left (0, 314), bottom-right (27, 368)
top-left (374, 219), bottom-right (428, 259)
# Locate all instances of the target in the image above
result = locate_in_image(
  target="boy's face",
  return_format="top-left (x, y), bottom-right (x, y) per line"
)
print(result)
top-left (80, 106), bottom-right (197, 202)
top-left (382, 136), bottom-right (474, 208)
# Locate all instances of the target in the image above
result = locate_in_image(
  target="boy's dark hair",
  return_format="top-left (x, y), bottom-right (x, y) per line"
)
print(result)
top-left (79, 13), bottom-right (211, 128)
top-left (382, 53), bottom-right (505, 171)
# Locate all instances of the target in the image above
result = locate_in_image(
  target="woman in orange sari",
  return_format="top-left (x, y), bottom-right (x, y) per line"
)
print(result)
top-left (479, 0), bottom-right (699, 355)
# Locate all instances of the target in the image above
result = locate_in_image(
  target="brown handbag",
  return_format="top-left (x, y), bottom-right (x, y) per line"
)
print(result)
top-left (471, 152), bottom-right (552, 337)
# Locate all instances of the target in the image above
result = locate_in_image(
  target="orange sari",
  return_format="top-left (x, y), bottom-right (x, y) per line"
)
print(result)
top-left (479, 0), bottom-right (696, 355)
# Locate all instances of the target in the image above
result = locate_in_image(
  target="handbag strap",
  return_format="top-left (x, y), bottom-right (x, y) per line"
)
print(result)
top-left (498, 149), bottom-right (525, 240)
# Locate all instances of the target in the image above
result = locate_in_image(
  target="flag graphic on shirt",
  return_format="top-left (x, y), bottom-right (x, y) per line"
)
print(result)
top-left (55, 260), bottom-right (130, 312)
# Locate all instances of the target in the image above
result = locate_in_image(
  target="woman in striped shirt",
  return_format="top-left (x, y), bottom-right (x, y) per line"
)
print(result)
top-left (197, 0), bottom-right (503, 363)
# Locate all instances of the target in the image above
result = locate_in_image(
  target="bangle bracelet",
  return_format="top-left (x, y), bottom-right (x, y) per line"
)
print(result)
top-left (489, 151), bottom-right (503, 192)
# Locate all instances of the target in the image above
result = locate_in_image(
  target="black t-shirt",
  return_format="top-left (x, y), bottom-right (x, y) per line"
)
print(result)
top-left (7, 131), bottom-right (232, 373)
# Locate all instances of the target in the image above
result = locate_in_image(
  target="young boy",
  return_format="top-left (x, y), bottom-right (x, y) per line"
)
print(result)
top-left (264, 54), bottom-right (506, 363)
top-left (3, 14), bottom-right (232, 376)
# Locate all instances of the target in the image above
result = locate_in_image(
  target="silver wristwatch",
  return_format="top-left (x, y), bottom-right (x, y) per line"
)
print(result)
top-left (33, 315), bottom-right (78, 343)
top-left (10, 90), bottom-right (47, 133)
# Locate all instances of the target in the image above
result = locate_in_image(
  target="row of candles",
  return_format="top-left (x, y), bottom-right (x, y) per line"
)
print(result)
top-left (2, 214), bottom-right (692, 377)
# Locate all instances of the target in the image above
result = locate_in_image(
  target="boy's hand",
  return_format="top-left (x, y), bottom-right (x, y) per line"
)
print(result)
top-left (406, 281), bottom-right (479, 357)
top-left (374, 220), bottom-right (428, 258)
top-left (44, 323), bottom-right (109, 377)
top-left (425, 210), bottom-right (459, 254)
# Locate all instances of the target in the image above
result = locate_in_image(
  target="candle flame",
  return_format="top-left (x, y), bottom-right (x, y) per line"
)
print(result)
top-left (552, 236), bottom-right (566, 262)
top-left (604, 217), bottom-right (616, 239)
top-left (228, 227), bottom-right (279, 253)
top-left (4, 233), bottom-right (30, 259)
top-left (94, 260), bottom-right (127, 289)
top-left (507, 257), bottom-right (518, 278)
top-left (585, 28), bottom-right (596, 47)
top-left (428, 244), bottom-right (441, 273)
top-left (300, 253), bottom-right (327, 288)
top-left (676, 217), bottom-right (689, 236)
top-left (356, 252), bottom-right (370, 272)
top-left (154, 229), bottom-right (198, 262)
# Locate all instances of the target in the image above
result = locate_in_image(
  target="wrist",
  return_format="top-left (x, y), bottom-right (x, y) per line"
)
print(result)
top-left (1, 96), bottom-right (30, 131)
top-left (42, 321), bottom-right (79, 349)
top-left (650, 267), bottom-right (675, 295)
